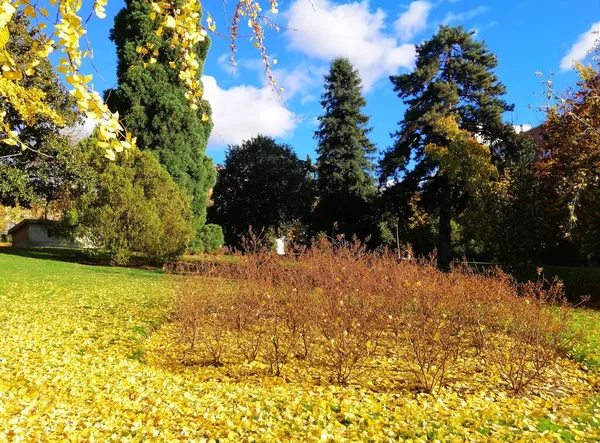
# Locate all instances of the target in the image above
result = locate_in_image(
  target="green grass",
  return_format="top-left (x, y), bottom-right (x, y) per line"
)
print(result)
top-left (570, 308), bottom-right (600, 370)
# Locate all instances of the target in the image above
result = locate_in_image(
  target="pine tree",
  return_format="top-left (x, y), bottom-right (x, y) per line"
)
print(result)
top-left (106, 0), bottom-right (215, 246)
top-left (380, 26), bottom-right (513, 270)
top-left (313, 57), bottom-right (377, 242)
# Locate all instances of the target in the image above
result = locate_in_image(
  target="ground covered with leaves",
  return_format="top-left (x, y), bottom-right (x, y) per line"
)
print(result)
top-left (0, 252), bottom-right (599, 441)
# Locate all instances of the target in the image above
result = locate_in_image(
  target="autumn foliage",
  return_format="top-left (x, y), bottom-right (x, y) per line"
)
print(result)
top-left (167, 238), bottom-right (574, 395)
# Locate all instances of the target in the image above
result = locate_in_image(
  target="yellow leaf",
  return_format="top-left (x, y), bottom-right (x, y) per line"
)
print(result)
top-left (201, 114), bottom-right (210, 122)
top-left (2, 137), bottom-right (18, 146)
top-left (39, 7), bottom-right (49, 17)
top-left (0, 28), bottom-right (9, 47)
top-left (3, 70), bottom-right (22, 80)
top-left (104, 149), bottom-right (116, 161)
top-left (169, 61), bottom-right (176, 68)
top-left (165, 16), bottom-right (176, 28)
top-left (23, 6), bottom-right (36, 18)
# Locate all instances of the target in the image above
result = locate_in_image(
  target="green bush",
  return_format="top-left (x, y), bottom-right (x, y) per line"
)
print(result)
top-left (193, 223), bottom-right (224, 253)
top-left (64, 139), bottom-right (194, 265)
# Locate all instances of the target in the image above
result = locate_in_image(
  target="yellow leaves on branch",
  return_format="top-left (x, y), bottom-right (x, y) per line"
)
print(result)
top-left (0, 0), bottom-right (280, 158)
top-left (0, 0), bottom-right (132, 157)
top-left (426, 116), bottom-right (496, 193)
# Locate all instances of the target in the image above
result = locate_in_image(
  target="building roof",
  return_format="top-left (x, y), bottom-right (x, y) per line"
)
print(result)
top-left (8, 219), bottom-right (58, 235)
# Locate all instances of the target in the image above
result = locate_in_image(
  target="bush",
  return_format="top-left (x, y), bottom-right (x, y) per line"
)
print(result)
top-left (192, 223), bottom-right (224, 254)
top-left (64, 138), bottom-right (194, 265)
top-left (168, 239), bottom-right (574, 394)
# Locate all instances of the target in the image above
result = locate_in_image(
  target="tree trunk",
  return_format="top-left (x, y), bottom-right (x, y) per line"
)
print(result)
top-left (438, 174), bottom-right (452, 271)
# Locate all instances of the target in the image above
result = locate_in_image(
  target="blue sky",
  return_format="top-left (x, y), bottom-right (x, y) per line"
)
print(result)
top-left (77, 0), bottom-right (600, 165)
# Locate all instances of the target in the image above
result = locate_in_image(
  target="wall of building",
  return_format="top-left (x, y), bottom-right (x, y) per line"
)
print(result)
top-left (11, 223), bottom-right (79, 248)
top-left (10, 224), bottom-right (30, 247)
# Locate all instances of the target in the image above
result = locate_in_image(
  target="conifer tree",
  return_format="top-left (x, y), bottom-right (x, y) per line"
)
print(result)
top-left (380, 26), bottom-right (513, 270)
top-left (313, 57), bottom-right (377, 242)
top-left (106, 0), bottom-right (215, 246)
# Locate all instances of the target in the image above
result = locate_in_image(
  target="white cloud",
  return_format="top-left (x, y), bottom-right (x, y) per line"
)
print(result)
top-left (301, 94), bottom-right (318, 105)
top-left (442, 5), bottom-right (488, 24)
top-left (216, 53), bottom-right (238, 76)
top-left (285, 0), bottom-right (416, 90)
top-left (560, 21), bottom-right (600, 71)
top-left (267, 64), bottom-right (327, 100)
top-left (394, 1), bottom-right (432, 42)
top-left (202, 75), bottom-right (298, 147)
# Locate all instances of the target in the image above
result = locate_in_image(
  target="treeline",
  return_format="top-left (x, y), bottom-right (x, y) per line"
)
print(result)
top-left (1, 4), bottom-right (223, 264)
top-left (2, 9), bottom-right (599, 270)
top-left (209, 27), bottom-right (600, 270)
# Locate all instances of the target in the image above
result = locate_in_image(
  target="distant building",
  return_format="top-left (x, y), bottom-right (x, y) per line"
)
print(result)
top-left (513, 124), bottom-right (533, 134)
top-left (8, 219), bottom-right (81, 248)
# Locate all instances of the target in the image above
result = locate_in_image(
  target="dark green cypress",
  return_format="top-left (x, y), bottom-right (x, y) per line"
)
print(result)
top-left (106, 0), bottom-right (215, 246)
top-left (380, 26), bottom-right (513, 270)
top-left (313, 57), bottom-right (377, 242)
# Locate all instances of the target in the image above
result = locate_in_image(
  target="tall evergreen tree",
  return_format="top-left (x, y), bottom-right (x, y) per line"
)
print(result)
top-left (313, 57), bottom-right (377, 242)
top-left (106, 0), bottom-right (215, 247)
top-left (380, 26), bottom-right (513, 270)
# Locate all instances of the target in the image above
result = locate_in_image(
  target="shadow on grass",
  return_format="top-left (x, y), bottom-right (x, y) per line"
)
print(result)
top-left (0, 246), bottom-right (106, 263)
top-left (0, 246), bottom-right (163, 273)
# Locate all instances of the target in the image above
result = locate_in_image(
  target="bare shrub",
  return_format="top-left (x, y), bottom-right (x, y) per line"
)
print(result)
top-left (228, 282), bottom-right (267, 362)
top-left (173, 276), bottom-right (229, 365)
top-left (260, 291), bottom-right (298, 375)
top-left (168, 238), bottom-right (575, 395)
top-left (487, 272), bottom-right (571, 394)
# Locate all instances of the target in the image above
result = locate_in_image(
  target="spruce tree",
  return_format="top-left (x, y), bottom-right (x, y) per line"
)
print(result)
top-left (313, 57), bottom-right (377, 242)
top-left (106, 0), bottom-right (215, 246)
top-left (380, 26), bottom-right (513, 270)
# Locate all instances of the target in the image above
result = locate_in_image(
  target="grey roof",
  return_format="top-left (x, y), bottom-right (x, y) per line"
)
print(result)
top-left (7, 219), bottom-right (58, 235)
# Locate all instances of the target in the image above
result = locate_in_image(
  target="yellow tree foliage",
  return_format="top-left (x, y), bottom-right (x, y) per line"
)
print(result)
top-left (538, 63), bottom-right (600, 230)
top-left (425, 116), bottom-right (497, 197)
top-left (0, 0), bottom-right (279, 159)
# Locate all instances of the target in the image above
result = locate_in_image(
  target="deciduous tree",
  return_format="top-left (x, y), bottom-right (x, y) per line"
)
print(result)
top-left (0, 13), bottom-right (84, 211)
top-left (536, 63), bottom-right (600, 263)
top-left (208, 135), bottom-right (315, 247)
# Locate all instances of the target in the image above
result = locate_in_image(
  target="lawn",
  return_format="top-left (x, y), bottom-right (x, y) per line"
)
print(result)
top-left (0, 251), bottom-right (599, 441)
